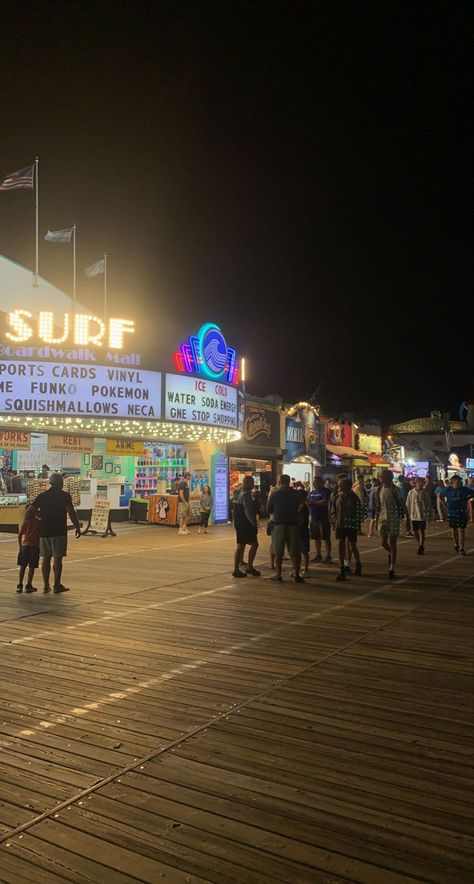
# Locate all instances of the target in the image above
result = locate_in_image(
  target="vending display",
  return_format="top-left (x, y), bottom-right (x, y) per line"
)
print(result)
top-left (133, 443), bottom-right (188, 498)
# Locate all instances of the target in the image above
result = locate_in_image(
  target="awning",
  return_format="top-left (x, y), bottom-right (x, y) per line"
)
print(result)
top-left (326, 445), bottom-right (369, 459)
top-left (367, 455), bottom-right (388, 465)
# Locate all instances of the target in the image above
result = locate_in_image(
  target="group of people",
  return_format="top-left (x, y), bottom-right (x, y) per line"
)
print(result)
top-left (174, 473), bottom-right (213, 536)
top-left (232, 470), bottom-right (474, 583)
top-left (16, 472), bottom-right (81, 594)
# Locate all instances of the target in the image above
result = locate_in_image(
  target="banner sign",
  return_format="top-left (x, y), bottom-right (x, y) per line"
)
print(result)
top-left (358, 433), bottom-right (382, 455)
top-left (325, 421), bottom-right (353, 447)
top-left (165, 373), bottom-right (237, 428)
top-left (211, 450), bottom-right (229, 523)
top-left (242, 404), bottom-right (280, 447)
top-left (106, 439), bottom-right (147, 457)
top-left (0, 361), bottom-right (162, 420)
top-left (0, 430), bottom-right (31, 450)
top-left (285, 407), bottom-right (325, 465)
top-left (48, 435), bottom-right (94, 453)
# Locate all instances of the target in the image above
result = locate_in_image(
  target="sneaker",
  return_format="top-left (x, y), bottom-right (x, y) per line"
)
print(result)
top-left (344, 565), bottom-right (352, 574)
top-left (311, 554), bottom-right (322, 563)
top-left (16, 584), bottom-right (23, 593)
top-left (405, 531), bottom-right (413, 537)
top-left (459, 548), bottom-right (466, 556)
top-left (355, 563), bottom-right (362, 576)
top-left (336, 572), bottom-right (346, 581)
top-left (24, 585), bottom-right (37, 593)
top-left (323, 555), bottom-right (333, 564)
top-left (417, 546), bottom-right (424, 555)
top-left (294, 575), bottom-right (305, 584)
top-left (302, 569), bottom-right (310, 578)
top-left (388, 570), bottom-right (396, 580)
top-left (245, 567), bottom-right (261, 577)
top-left (270, 574), bottom-right (283, 582)
top-left (53, 584), bottom-right (70, 593)
top-left (43, 585), bottom-right (51, 593)
top-left (232, 570), bottom-right (247, 578)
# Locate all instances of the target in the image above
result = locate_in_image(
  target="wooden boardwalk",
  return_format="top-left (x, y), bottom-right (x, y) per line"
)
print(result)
top-left (0, 520), bottom-right (472, 882)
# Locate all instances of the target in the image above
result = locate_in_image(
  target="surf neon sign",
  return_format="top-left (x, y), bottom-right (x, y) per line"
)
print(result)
top-left (173, 322), bottom-right (240, 385)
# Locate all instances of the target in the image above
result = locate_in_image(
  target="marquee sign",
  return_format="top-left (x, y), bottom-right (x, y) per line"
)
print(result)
top-left (165, 373), bottom-right (238, 428)
top-left (173, 323), bottom-right (239, 385)
top-left (4, 310), bottom-right (135, 350)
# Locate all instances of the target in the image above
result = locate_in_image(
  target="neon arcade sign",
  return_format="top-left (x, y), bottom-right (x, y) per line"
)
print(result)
top-left (173, 323), bottom-right (240, 385)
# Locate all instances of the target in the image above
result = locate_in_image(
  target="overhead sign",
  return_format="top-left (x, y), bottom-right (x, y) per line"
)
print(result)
top-left (466, 457), bottom-right (474, 470)
top-left (358, 433), bottom-right (382, 455)
top-left (106, 439), bottom-right (147, 456)
top-left (285, 405), bottom-right (325, 465)
top-left (48, 435), bottom-right (94, 452)
top-left (173, 322), bottom-right (239, 385)
top-left (243, 404), bottom-right (280, 447)
top-left (0, 429), bottom-right (31, 450)
top-left (325, 421), bottom-right (353, 447)
top-left (165, 373), bottom-right (237, 428)
top-left (0, 361), bottom-right (162, 420)
top-left (4, 310), bottom-right (135, 350)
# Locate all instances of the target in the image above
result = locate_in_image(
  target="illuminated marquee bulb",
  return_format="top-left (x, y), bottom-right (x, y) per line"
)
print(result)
top-left (39, 311), bottom-right (70, 344)
top-left (6, 309), bottom-right (33, 342)
top-left (74, 314), bottom-right (106, 346)
top-left (108, 318), bottom-right (135, 349)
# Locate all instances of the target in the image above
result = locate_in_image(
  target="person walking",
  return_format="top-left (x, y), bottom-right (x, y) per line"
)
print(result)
top-left (198, 485), bottom-right (212, 534)
top-left (434, 479), bottom-right (447, 521)
top-left (367, 478), bottom-right (380, 536)
top-left (377, 469), bottom-right (406, 580)
top-left (308, 476), bottom-right (332, 563)
top-left (232, 476), bottom-right (260, 578)
top-left (177, 488), bottom-right (191, 535)
top-left (352, 475), bottom-right (368, 535)
top-left (16, 506), bottom-right (41, 593)
top-left (406, 478), bottom-right (432, 555)
top-left (31, 474), bottom-right (81, 593)
top-left (396, 474), bottom-right (412, 536)
top-left (267, 474), bottom-right (304, 584)
top-left (331, 478), bottom-right (362, 581)
top-left (439, 475), bottom-right (474, 555)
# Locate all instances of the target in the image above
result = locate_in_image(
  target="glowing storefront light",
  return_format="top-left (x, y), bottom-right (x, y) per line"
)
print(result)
top-left (5, 310), bottom-right (135, 350)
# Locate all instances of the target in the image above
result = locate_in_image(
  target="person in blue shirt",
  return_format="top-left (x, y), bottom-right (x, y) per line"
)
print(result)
top-left (440, 475), bottom-right (474, 555)
top-left (308, 476), bottom-right (332, 563)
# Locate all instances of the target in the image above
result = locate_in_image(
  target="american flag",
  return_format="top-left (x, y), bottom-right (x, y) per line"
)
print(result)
top-left (0, 163), bottom-right (35, 191)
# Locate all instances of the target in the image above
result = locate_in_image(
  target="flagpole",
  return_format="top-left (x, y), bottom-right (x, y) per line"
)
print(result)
top-left (104, 252), bottom-right (107, 319)
top-left (33, 157), bottom-right (39, 287)
top-left (72, 224), bottom-right (77, 304)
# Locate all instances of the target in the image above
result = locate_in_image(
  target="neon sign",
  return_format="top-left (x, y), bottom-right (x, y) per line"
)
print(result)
top-left (4, 310), bottom-right (135, 350)
top-left (173, 322), bottom-right (239, 384)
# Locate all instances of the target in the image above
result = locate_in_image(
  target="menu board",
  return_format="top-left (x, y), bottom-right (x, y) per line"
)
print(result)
top-left (212, 450), bottom-right (229, 523)
top-left (89, 498), bottom-right (111, 533)
top-left (165, 374), bottom-right (237, 428)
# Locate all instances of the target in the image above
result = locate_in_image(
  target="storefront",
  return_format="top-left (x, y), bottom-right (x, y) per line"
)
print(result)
top-left (227, 396), bottom-right (283, 510)
top-left (323, 419), bottom-right (369, 478)
top-left (0, 262), bottom-right (241, 529)
top-left (283, 402), bottom-right (326, 484)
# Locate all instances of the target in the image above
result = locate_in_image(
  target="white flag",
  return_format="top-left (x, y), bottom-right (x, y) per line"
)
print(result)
top-left (85, 258), bottom-right (105, 277)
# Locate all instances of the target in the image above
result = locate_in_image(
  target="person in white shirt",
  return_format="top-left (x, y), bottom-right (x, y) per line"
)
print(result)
top-left (406, 478), bottom-right (432, 555)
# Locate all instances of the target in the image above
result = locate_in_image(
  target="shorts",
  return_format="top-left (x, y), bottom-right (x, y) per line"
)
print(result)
top-left (335, 528), bottom-right (358, 543)
top-left (449, 515), bottom-right (467, 529)
top-left (310, 520), bottom-right (330, 542)
top-left (17, 546), bottom-right (40, 568)
top-left (411, 520), bottom-right (426, 531)
top-left (368, 509), bottom-right (376, 520)
top-left (177, 503), bottom-right (191, 519)
top-left (378, 520), bottom-right (399, 539)
top-left (273, 524), bottom-right (300, 558)
top-left (235, 523), bottom-right (258, 546)
top-left (300, 526), bottom-right (310, 554)
top-left (40, 536), bottom-right (68, 558)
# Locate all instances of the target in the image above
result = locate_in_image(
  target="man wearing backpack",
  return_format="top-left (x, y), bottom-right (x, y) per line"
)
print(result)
top-left (377, 469), bottom-right (407, 580)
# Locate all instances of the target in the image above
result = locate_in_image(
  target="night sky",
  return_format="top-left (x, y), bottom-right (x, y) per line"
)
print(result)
top-left (1, 1), bottom-right (470, 427)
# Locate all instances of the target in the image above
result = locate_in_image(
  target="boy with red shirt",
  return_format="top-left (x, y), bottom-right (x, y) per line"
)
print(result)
top-left (17, 506), bottom-right (41, 593)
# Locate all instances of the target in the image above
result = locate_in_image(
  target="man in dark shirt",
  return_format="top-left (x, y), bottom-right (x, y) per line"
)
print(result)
top-left (232, 476), bottom-right (260, 577)
top-left (267, 474), bottom-right (303, 583)
top-left (308, 476), bottom-right (332, 563)
top-left (177, 473), bottom-right (190, 502)
top-left (31, 474), bottom-right (81, 593)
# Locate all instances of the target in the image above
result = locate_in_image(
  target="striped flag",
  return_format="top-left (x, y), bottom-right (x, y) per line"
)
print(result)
top-left (0, 164), bottom-right (34, 191)
top-left (44, 227), bottom-right (74, 243)
top-left (85, 258), bottom-right (105, 277)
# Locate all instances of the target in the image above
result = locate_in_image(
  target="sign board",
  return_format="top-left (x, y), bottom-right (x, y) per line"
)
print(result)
top-left (211, 450), bottom-right (229, 523)
top-left (466, 457), bottom-right (474, 470)
top-left (242, 404), bottom-right (280, 447)
top-left (358, 433), bottom-right (382, 455)
top-left (173, 322), bottom-right (239, 385)
top-left (106, 439), bottom-right (147, 457)
top-left (165, 374), bottom-right (237, 428)
top-left (325, 421), bottom-right (353, 447)
top-left (48, 434), bottom-right (94, 453)
top-left (0, 361), bottom-right (162, 420)
top-left (285, 407), bottom-right (325, 465)
top-left (89, 498), bottom-right (111, 533)
top-left (0, 430), bottom-right (31, 450)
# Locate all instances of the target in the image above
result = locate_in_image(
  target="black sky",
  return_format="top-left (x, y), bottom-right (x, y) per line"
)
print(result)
top-left (1, 1), bottom-right (471, 426)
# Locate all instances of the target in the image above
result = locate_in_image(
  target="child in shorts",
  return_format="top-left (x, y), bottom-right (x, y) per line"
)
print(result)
top-left (17, 506), bottom-right (41, 593)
